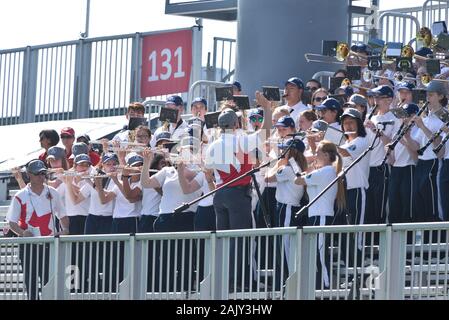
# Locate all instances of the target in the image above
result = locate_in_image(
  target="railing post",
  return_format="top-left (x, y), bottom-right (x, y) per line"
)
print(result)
top-left (130, 32), bottom-right (141, 102)
top-left (298, 230), bottom-right (317, 300)
top-left (285, 228), bottom-right (302, 299)
top-left (73, 39), bottom-right (92, 119)
top-left (119, 235), bottom-right (134, 300)
top-left (20, 46), bottom-right (38, 124)
top-left (386, 226), bottom-right (407, 300)
top-left (132, 236), bottom-right (145, 300)
top-left (188, 25), bottom-right (203, 110)
top-left (211, 232), bottom-right (225, 299)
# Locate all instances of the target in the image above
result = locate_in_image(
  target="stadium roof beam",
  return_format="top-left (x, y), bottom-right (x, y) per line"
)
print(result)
top-left (164, 0), bottom-right (237, 21)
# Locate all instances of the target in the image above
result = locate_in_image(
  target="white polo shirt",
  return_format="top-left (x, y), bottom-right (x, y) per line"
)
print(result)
top-left (340, 136), bottom-right (370, 189)
top-left (411, 112), bottom-right (444, 161)
top-left (141, 187), bottom-right (161, 217)
top-left (193, 171), bottom-right (214, 207)
top-left (7, 185), bottom-right (66, 236)
top-left (153, 166), bottom-right (202, 214)
top-left (391, 122), bottom-right (418, 167)
top-left (284, 101), bottom-right (309, 126)
top-left (111, 181), bottom-right (142, 218)
top-left (57, 180), bottom-right (90, 217)
top-left (368, 111), bottom-right (396, 167)
top-left (275, 164), bottom-right (304, 206)
top-left (150, 120), bottom-right (189, 148)
top-left (80, 179), bottom-right (117, 217)
top-left (304, 165), bottom-right (337, 217)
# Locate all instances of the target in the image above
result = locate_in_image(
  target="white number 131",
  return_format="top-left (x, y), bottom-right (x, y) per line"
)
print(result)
top-left (148, 47), bottom-right (185, 82)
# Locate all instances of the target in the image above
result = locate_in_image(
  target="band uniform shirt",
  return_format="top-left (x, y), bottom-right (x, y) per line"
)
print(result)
top-left (368, 111), bottom-right (396, 167)
top-left (275, 164), bottom-right (304, 206)
top-left (80, 179), bottom-right (117, 217)
top-left (141, 187), bottom-right (162, 217)
top-left (340, 136), bottom-right (370, 189)
top-left (391, 122), bottom-right (418, 167)
top-left (204, 131), bottom-right (264, 188)
top-left (193, 171), bottom-right (214, 207)
top-left (304, 165), bottom-right (337, 217)
top-left (284, 101), bottom-right (309, 127)
top-left (411, 112), bottom-right (444, 161)
top-left (149, 120), bottom-right (189, 148)
top-left (7, 185), bottom-right (66, 236)
top-left (111, 181), bottom-right (142, 218)
top-left (57, 180), bottom-right (90, 217)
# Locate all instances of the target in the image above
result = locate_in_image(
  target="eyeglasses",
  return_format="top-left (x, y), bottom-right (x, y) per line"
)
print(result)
top-left (306, 86), bottom-right (319, 92)
top-left (250, 117), bottom-right (264, 123)
top-left (314, 96), bottom-right (327, 102)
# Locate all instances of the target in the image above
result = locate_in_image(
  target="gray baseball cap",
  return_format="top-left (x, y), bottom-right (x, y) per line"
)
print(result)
top-left (341, 108), bottom-right (362, 121)
top-left (349, 94), bottom-right (368, 107)
top-left (311, 120), bottom-right (329, 132)
top-left (425, 80), bottom-right (448, 95)
top-left (74, 154), bottom-right (91, 165)
top-left (46, 146), bottom-right (66, 160)
top-left (218, 109), bottom-right (238, 129)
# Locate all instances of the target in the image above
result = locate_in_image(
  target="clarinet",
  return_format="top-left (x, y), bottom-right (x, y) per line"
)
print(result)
top-left (433, 130), bottom-right (449, 154)
top-left (417, 120), bottom-right (449, 156)
top-left (367, 104), bottom-right (379, 120)
top-left (380, 101), bottom-right (429, 166)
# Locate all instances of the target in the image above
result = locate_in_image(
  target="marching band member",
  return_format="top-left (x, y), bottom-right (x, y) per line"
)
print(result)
top-left (150, 95), bottom-right (189, 148)
top-left (38, 129), bottom-right (60, 162)
top-left (60, 127), bottom-right (76, 167)
top-left (364, 85), bottom-right (395, 225)
top-left (315, 97), bottom-right (342, 129)
top-left (112, 102), bottom-right (146, 143)
top-left (295, 141), bottom-right (346, 289)
top-left (403, 81), bottom-right (446, 222)
top-left (281, 77), bottom-right (310, 127)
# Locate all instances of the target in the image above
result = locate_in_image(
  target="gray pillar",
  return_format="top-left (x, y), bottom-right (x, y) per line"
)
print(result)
top-left (235, 0), bottom-right (349, 98)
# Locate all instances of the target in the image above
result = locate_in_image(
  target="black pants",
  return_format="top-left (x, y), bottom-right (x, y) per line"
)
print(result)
top-left (439, 159), bottom-right (449, 222)
top-left (213, 186), bottom-right (253, 287)
top-left (110, 217), bottom-right (139, 291)
top-left (365, 165), bottom-right (389, 224)
top-left (344, 188), bottom-right (366, 267)
top-left (68, 215), bottom-right (87, 292)
top-left (388, 165), bottom-right (414, 223)
top-left (84, 214), bottom-right (112, 235)
top-left (413, 159), bottom-right (439, 222)
top-left (153, 212), bottom-right (195, 292)
top-left (19, 243), bottom-right (50, 300)
top-left (255, 187), bottom-right (277, 228)
top-left (138, 215), bottom-right (158, 233)
top-left (68, 215), bottom-right (87, 235)
top-left (83, 215), bottom-right (113, 292)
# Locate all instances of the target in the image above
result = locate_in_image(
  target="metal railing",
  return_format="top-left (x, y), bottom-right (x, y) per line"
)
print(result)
top-left (188, 80), bottom-right (231, 112)
top-left (0, 28), bottom-right (200, 125)
top-left (2, 223), bottom-right (449, 300)
top-left (378, 12), bottom-right (421, 46)
top-left (212, 37), bottom-right (236, 83)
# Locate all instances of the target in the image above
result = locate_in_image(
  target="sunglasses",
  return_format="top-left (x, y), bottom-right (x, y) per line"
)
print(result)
top-left (314, 96), bottom-right (327, 102)
top-left (306, 86), bottom-right (319, 92)
top-left (250, 117), bottom-right (264, 123)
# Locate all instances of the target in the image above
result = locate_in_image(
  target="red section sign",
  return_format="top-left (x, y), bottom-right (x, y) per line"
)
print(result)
top-left (141, 29), bottom-right (193, 98)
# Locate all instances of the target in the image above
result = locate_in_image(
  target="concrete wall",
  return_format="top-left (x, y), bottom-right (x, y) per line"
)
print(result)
top-left (235, 0), bottom-right (349, 97)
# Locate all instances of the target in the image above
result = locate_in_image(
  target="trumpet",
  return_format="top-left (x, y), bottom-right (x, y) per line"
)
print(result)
top-left (419, 73), bottom-right (449, 86)
top-left (336, 42), bottom-right (368, 62)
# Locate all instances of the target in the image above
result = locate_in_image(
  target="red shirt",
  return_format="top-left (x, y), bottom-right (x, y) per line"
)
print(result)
top-left (38, 151), bottom-right (47, 162)
top-left (89, 151), bottom-right (101, 166)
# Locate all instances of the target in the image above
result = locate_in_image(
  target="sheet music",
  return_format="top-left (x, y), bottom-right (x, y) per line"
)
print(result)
top-left (324, 126), bottom-right (346, 146)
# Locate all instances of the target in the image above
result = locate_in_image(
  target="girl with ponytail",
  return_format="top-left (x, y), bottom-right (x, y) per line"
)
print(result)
top-left (294, 140), bottom-right (346, 289)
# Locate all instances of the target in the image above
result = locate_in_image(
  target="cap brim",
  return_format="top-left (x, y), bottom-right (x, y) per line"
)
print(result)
top-left (129, 161), bottom-right (143, 167)
top-left (29, 168), bottom-right (47, 175)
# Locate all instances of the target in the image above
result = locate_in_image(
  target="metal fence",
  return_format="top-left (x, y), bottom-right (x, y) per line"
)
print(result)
top-left (0, 28), bottom-right (201, 125)
top-left (1, 222), bottom-right (449, 300)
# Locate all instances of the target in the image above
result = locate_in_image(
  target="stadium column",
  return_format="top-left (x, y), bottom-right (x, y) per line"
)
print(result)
top-left (235, 0), bottom-right (349, 98)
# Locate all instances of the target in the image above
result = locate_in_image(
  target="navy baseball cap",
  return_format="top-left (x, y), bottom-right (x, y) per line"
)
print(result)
top-left (71, 142), bottom-right (89, 157)
top-left (369, 85), bottom-right (394, 98)
top-left (76, 134), bottom-right (91, 144)
top-left (311, 120), bottom-right (329, 132)
top-left (351, 43), bottom-right (369, 54)
top-left (402, 103), bottom-right (419, 116)
top-left (341, 108), bottom-right (363, 121)
top-left (249, 108), bottom-right (264, 119)
top-left (285, 77), bottom-right (304, 90)
top-left (166, 95), bottom-right (184, 107)
top-left (74, 154), bottom-right (91, 165)
top-left (126, 153), bottom-right (144, 166)
top-left (26, 159), bottom-right (48, 175)
top-left (155, 131), bottom-right (173, 144)
top-left (102, 152), bottom-right (118, 164)
top-left (191, 97), bottom-right (207, 107)
top-left (232, 81), bottom-right (242, 91)
top-left (415, 47), bottom-right (432, 57)
top-left (315, 97), bottom-right (341, 111)
top-left (277, 138), bottom-right (306, 153)
top-left (274, 116), bottom-right (296, 128)
top-left (397, 82), bottom-right (415, 91)
top-left (46, 146), bottom-right (66, 160)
